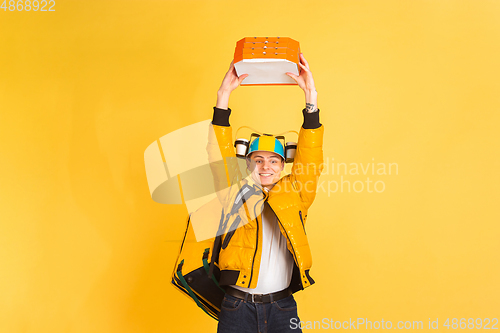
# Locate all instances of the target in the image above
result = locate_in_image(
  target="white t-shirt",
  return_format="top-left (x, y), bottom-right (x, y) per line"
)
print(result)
top-left (232, 201), bottom-right (294, 294)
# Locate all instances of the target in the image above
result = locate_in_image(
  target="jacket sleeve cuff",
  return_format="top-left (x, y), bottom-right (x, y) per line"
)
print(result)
top-left (302, 108), bottom-right (322, 129)
top-left (212, 107), bottom-right (231, 127)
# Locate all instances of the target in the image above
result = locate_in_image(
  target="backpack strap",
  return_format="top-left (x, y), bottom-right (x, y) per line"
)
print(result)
top-left (203, 248), bottom-right (226, 293)
top-left (176, 259), bottom-right (217, 320)
top-left (208, 184), bottom-right (258, 279)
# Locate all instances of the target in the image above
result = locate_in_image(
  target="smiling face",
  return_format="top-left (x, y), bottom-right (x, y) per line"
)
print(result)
top-left (246, 150), bottom-right (285, 190)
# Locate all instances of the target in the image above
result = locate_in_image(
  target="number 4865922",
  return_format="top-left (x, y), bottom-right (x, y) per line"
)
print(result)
top-left (1, 0), bottom-right (56, 11)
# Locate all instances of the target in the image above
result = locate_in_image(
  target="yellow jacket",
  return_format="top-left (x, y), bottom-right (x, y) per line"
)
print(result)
top-left (206, 108), bottom-right (324, 293)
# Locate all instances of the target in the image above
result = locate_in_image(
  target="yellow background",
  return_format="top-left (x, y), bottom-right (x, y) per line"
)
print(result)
top-left (1, 0), bottom-right (499, 332)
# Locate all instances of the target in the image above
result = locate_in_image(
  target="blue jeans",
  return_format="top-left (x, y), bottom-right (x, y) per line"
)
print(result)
top-left (217, 293), bottom-right (302, 333)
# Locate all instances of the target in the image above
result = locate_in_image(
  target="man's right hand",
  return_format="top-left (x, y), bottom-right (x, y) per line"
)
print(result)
top-left (216, 61), bottom-right (248, 110)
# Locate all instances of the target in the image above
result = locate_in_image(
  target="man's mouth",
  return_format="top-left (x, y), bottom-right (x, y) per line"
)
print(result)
top-left (259, 173), bottom-right (273, 177)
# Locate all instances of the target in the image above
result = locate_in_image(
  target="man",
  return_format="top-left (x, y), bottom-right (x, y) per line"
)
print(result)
top-left (210, 53), bottom-right (323, 333)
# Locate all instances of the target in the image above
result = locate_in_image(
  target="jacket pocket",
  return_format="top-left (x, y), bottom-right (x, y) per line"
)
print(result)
top-left (222, 216), bottom-right (241, 249)
top-left (299, 211), bottom-right (306, 234)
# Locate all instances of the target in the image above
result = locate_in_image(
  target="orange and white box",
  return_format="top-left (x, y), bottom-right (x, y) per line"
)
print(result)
top-left (233, 37), bottom-right (300, 85)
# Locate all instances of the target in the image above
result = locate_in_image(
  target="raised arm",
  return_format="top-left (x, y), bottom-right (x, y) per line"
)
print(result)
top-left (286, 53), bottom-right (318, 113)
top-left (210, 60), bottom-right (249, 175)
top-left (215, 61), bottom-right (248, 110)
top-left (208, 61), bottom-right (248, 195)
top-left (286, 54), bottom-right (324, 208)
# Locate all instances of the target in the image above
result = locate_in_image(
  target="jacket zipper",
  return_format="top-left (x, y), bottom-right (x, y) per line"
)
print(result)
top-left (247, 213), bottom-right (259, 287)
top-left (299, 210), bottom-right (306, 234)
top-left (247, 194), bottom-right (265, 287)
top-left (267, 203), bottom-right (299, 266)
